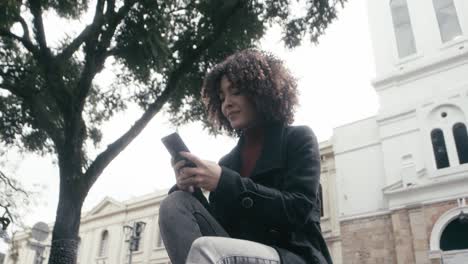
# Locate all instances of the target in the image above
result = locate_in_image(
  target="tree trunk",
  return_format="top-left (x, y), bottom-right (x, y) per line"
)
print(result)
top-left (47, 176), bottom-right (84, 264)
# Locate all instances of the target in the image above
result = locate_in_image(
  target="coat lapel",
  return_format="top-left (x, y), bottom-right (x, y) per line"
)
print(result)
top-left (219, 140), bottom-right (242, 172)
top-left (219, 123), bottom-right (287, 179)
top-left (250, 123), bottom-right (287, 179)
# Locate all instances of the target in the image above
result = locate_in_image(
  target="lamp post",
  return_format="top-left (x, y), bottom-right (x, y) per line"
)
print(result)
top-left (27, 222), bottom-right (50, 264)
top-left (123, 221), bottom-right (146, 264)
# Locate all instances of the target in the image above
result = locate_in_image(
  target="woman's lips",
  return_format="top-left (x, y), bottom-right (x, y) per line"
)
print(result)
top-left (228, 111), bottom-right (240, 120)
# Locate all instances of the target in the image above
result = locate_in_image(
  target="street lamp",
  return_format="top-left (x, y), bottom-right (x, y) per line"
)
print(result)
top-left (123, 221), bottom-right (146, 264)
top-left (28, 222), bottom-right (50, 264)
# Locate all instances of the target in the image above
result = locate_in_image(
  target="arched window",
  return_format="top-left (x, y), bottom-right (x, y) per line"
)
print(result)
top-left (98, 230), bottom-right (109, 257)
top-left (390, 0), bottom-right (417, 58)
top-left (432, 0), bottom-right (462, 43)
top-left (319, 184), bottom-right (324, 217)
top-left (431, 129), bottom-right (450, 169)
top-left (440, 213), bottom-right (468, 251)
top-left (453, 123), bottom-right (468, 164)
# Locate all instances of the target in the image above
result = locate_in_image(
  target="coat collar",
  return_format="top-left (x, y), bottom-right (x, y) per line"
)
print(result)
top-left (221, 123), bottom-right (287, 178)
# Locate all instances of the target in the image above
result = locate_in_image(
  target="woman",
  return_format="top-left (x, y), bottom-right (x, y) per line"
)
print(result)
top-left (159, 49), bottom-right (332, 264)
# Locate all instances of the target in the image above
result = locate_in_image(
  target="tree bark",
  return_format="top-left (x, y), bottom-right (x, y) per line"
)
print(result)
top-left (47, 175), bottom-right (84, 264)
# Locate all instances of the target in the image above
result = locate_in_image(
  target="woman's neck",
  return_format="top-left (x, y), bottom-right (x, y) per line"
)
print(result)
top-left (243, 125), bottom-right (264, 144)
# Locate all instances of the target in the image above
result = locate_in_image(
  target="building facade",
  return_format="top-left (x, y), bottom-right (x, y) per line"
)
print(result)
top-left (3, 191), bottom-right (172, 264)
top-left (334, 0), bottom-right (468, 263)
top-left (320, 140), bottom-right (343, 264)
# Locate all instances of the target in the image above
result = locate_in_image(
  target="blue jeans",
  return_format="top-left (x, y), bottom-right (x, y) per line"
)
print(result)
top-left (158, 191), bottom-right (281, 264)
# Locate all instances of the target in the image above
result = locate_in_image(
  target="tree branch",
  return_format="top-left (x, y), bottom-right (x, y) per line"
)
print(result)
top-left (75, 0), bottom-right (136, 112)
top-left (57, 0), bottom-right (110, 61)
top-left (0, 80), bottom-right (65, 148)
top-left (83, 0), bottom-right (245, 190)
top-left (62, 0), bottom-right (136, 175)
top-left (56, 25), bottom-right (95, 61)
top-left (0, 29), bottom-right (40, 55)
top-left (0, 171), bottom-right (28, 197)
top-left (28, 0), bottom-right (51, 58)
top-left (105, 0), bottom-right (116, 16)
top-left (17, 15), bottom-right (32, 43)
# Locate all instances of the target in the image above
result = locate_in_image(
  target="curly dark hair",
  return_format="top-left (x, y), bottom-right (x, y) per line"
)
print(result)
top-left (201, 49), bottom-right (299, 135)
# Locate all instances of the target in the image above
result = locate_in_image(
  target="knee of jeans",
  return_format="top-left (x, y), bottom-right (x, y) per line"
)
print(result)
top-left (159, 191), bottom-right (192, 223)
top-left (186, 237), bottom-right (219, 264)
top-left (189, 237), bottom-right (217, 254)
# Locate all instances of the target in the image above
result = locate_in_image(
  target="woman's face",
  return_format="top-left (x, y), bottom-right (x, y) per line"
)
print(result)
top-left (219, 75), bottom-right (258, 130)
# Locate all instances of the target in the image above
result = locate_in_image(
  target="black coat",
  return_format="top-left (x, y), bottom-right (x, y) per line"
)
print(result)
top-left (179, 123), bottom-right (333, 264)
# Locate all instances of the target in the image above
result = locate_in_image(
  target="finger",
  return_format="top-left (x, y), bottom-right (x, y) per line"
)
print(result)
top-left (178, 174), bottom-right (197, 187)
top-left (182, 166), bottom-right (201, 177)
top-left (173, 160), bottom-right (186, 172)
top-left (179, 152), bottom-right (204, 167)
top-left (176, 167), bottom-right (196, 181)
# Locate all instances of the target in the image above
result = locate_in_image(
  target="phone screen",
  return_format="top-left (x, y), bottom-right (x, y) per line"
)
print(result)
top-left (161, 132), bottom-right (191, 163)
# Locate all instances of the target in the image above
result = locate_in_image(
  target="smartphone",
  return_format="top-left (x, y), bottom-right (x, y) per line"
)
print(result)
top-left (161, 132), bottom-right (196, 167)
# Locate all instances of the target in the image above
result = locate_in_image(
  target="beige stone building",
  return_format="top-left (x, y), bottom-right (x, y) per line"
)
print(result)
top-left (319, 140), bottom-right (343, 264)
top-left (4, 191), bottom-right (172, 264)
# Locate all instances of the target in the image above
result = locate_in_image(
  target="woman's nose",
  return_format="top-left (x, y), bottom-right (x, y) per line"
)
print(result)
top-left (223, 95), bottom-right (233, 106)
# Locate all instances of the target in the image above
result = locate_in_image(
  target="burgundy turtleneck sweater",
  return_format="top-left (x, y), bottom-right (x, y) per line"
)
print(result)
top-left (240, 126), bottom-right (264, 177)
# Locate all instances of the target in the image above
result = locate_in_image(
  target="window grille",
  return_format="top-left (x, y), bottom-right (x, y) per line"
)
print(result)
top-left (431, 128), bottom-right (450, 169)
top-left (453, 123), bottom-right (468, 164)
top-left (98, 230), bottom-right (109, 257)
top-left (390, 0), bottom-right (417, 58)
top-left (433, 0), bottom-right (462, 43)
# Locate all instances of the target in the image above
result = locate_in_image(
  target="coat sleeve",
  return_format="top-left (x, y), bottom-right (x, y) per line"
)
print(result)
top-left (209, 126), bottom-right (321, 231)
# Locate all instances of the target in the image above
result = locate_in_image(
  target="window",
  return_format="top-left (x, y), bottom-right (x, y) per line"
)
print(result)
top-left (440, 215), bottom-right (468, 250)
top-left (77, 236), bottom-right (81, 259)
top-left (433, 0), bottom-right (462, 43)
top-left (156, 230), bottom-right (164, 248)
top-left (319, 184), bottom-right (324, 217)
top-left (431, 129), bottom-right (450, 169)
top-left (134, 221), bottom-right (145, 251)
top-left (390, 0), bottom-right (417, 58)
top-left (453, 123), bottom-right (468, 164)
top-left (98, 230), bottom-right (109, 257)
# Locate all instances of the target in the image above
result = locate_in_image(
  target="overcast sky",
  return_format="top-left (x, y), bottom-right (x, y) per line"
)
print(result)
top-left (2, 0), bottom-right (379, 239)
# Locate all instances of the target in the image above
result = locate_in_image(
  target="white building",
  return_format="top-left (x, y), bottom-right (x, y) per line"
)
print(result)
top-left (335, 0), bottom-right (468, 263)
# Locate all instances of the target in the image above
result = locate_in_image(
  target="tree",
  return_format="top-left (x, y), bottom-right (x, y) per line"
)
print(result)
top-left (0, 168), bottom-right (38, 242)
top-left (0, 0), bottom-right (345, 263)
top-left (0, 147), bottom-right (43, 244)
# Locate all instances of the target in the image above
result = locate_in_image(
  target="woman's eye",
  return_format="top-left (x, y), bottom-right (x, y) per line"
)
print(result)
top-left (232, 90), bottom-right (241, 95)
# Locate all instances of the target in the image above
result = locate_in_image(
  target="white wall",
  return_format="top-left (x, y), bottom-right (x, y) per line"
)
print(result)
top-left (367, 0), bottom-right (468, 79)
top-left (376, 59), bottom-right (468, 115)
top-left (333, 118), bottom-right (387, 217)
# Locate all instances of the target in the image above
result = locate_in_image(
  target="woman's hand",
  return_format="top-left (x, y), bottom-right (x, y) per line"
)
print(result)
top-left (176, 151), bottom-right (222, 192)
top-left (172, 159), bottom-right (194, 192)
